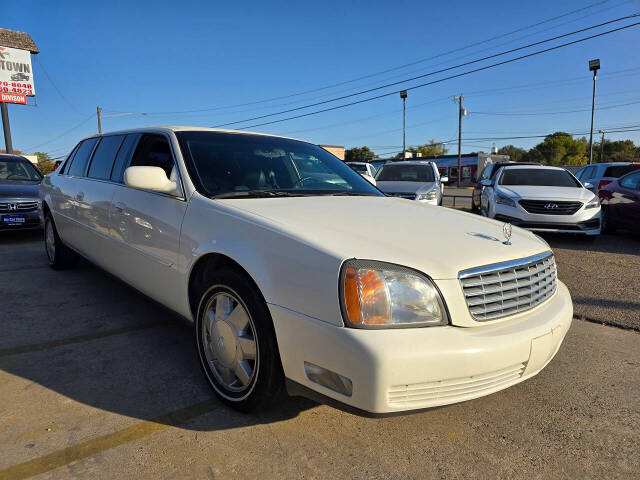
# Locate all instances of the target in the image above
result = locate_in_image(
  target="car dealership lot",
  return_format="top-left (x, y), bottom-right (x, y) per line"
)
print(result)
top-left (0, 231), bottom-right (638, 479)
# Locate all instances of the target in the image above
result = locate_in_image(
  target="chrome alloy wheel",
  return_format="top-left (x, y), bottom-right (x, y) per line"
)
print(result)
top-left (45, 219), bottom-right (56, 262)
top-left (201, 291), bottom-right (258, 393)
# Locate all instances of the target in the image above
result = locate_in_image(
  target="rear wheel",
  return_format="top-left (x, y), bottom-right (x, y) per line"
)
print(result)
top-left (195, 267), bottom-right (284, 412)
top-left (44, 212), bottom-right (78, 270)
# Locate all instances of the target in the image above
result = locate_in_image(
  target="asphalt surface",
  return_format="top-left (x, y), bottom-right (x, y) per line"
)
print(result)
top-left (0, 231), bottom-right (638, 479)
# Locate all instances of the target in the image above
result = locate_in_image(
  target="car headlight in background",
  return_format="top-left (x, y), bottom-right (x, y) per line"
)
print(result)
top-left (416, 190), bottom-right (438, 202)
top-left (340, 260), bottom-right (448, 328)
top-left (585, 197), bottom-right (600, 209)
top-left (495, 192), bottom-right (516, 207)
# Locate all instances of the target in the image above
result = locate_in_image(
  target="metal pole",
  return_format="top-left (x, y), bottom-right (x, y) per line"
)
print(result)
top-left (402, 97), bottom-right (406, 159)
top-left (599, 130), bottom-right (605, 163)
top-left (588, 71), bottom-right (597, 164)
top-left (97, 106), bottom-right (102, 134)
top-left (456, 95), bottom-right (463, 188)
top-left (1, 103), bottom-right (13, 154)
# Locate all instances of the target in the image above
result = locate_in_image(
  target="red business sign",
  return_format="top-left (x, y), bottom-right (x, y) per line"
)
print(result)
top-left (0, 92), bottom-right (26, 104)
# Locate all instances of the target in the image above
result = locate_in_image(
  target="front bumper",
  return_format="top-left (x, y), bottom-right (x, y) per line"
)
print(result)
top-left (271, 281), bottom-right (573, 414)
top-left (493, 203), bottom-right (601, 235)
top-left (0, 210), bottom-right (41, 230)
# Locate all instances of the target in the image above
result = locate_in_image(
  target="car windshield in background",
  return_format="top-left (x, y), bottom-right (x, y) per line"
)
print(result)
top-left (350, 164), bottom-right (368, 174)
top-left (604, 165), bottom-right (640, 177)
top-left (0, 158), bottom-right (42, 182)
top-left (175, 132), bottom-right (382, 198)
top-left (375, 164), bottom-right (435, 182)
top-left (499, 168), bottom-right (579, 187)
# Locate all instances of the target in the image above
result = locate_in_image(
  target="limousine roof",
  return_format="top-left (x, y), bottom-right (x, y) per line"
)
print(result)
top-left (79, 126), bottom-right (301, 143)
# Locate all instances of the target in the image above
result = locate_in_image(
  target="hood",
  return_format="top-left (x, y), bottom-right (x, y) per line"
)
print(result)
top-left (497, 185), bottom-right (595, 202)
top-left (0, 180), bottom-right (40, 199)
top-left (219, 196), bottom-right (549, 280)
top-left (376, 181), bottom-right (437, 195)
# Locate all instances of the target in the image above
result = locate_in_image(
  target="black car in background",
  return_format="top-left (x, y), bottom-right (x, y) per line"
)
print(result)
top-left (0, 154), bottom-right (43, 230)
top-left (471, 161), bottom-right (541, 212)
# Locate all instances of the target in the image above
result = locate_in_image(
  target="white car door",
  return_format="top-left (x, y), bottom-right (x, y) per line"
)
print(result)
top-left (109, 133), bottom-right (187, 312)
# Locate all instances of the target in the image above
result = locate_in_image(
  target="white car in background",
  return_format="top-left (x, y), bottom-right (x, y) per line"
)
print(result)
top-left (374, 161), bottom-right (447, 206)
top-left (345, 161), bottom-right (377, 185)
top-left (40, 127), bottom-right (572, 416)
top-left (480, 165), bottom-right (601, 236)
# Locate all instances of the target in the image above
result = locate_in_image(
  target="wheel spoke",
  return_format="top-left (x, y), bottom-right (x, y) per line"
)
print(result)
top-left (235, 360), bottom-right (252, 386)
top-left (237, 335), bottom-right (256, 360)
top-left (215, 295), bottom-right (232, 320)
top-left (218, 366), bottom-right (235, 385)
top-left (227, 304), bottom-right (249, 332)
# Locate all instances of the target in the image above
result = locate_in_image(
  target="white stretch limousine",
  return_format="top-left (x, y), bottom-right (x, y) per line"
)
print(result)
top-left (40, 127), bottom-right (572, 415)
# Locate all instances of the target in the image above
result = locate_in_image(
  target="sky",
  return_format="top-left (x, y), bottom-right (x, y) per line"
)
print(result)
top-left (1, 0), bottom-right (640, 160)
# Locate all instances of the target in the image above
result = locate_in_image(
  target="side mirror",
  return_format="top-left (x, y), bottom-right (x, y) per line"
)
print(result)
top-left (440, 176), bottom-right (449, 184)
top-left (124, 166), bottom-right (179, 195)
top-left (480, 179), bottom-right (492, 187)
top-left (583, 182), bottom-right (594, 189)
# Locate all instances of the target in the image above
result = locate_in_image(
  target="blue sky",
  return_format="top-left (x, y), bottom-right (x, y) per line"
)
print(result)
top-left (2, 0), bottom-right (640, 159)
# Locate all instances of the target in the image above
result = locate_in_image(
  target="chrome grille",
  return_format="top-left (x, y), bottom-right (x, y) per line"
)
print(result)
top-left (519, 199), bottom-right (582, 215)
top-left (387, 192), bottom-right (416, 199)
top-left (0, 201), bottom-right (39, 212)
top-left (459, 252), bottom-right (557, 321)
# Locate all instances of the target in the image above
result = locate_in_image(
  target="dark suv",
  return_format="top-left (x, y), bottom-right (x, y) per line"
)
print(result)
top-left (471, 161), bottom-right (541, 212)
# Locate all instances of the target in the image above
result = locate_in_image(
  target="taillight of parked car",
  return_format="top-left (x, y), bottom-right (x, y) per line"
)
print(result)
top-left (598, 180), bottom-right (612, 190)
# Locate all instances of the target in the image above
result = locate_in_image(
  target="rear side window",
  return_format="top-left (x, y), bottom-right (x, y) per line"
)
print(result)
top-left (111, 134), bottom-right (141, 183)
top-left (88, 135), bottom-right (125, 180)
top-left (67, 138), bottom-right (98, 177)
top-left (620, 171), bottom-right (640, 190)
top-left (59, 144), bottom-right (80, 175)
top-left (129, 134), bottom-right (175, 178)
top-left (604, 165), bottom-right (640, 178)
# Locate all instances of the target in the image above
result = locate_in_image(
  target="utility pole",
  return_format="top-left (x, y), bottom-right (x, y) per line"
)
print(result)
top-left (97, 106), bottom-right (102, 134)
top-left (400, 90), bottom-right (407, 159)
top-left (598, 130), bottom-right (605, 163)
top-left (1, 103), bottom-right (13, 154)
top-left (454, 95), bottom-right (465, 187)
top-left (588, 59), bottom-right (600, 164)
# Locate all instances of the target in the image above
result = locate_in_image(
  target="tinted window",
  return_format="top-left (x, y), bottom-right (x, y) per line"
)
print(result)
top-left (67, 138), bottom-right (98, 177)
top-left (604, 165), bottom-right (640, 178)
top-left (88, 135), bottom-right (125, 180)
top-left (111, 134), bottom-right (141, 183)
top-left (175, 131), bottom-right (380, 197)
top-left (376, 164), bottom-right (435, 182)
top-left (620, 171), bottom-right (640, 190)
top-left (130, 134), bottom-right (175, 178)
top-left (59, 144), bottom-right (80, 175)
top-left (499, 168), bottom-right (580, 187)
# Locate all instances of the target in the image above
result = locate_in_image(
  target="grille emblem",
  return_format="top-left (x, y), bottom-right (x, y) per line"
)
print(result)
top-left (544, 203), bottom-right (558, 209)
top-left (8, 203), bottom-right (18, 211)
top-left (502, 223), bottom-right (512, 245)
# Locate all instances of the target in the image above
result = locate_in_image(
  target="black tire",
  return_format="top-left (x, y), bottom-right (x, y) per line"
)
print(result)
top-left (195, 267), bottom-right (284, 413)
top-left (600, 206), bottom-right (615, 234)
top-left (44, 212), bottom-right (78, 270)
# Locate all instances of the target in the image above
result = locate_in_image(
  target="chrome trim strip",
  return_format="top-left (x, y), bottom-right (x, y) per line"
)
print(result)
top-left (458, 251), bottom-right (554, 279)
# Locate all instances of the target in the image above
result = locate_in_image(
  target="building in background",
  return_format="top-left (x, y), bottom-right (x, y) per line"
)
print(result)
top-left (319, 144), bottom-right (345, 160)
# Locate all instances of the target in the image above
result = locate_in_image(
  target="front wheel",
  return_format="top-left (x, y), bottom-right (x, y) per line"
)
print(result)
top-left (44, 212), bottom-right (78, 270)
top-left (600, 207), bottom-right (615, 234)
top-left (195, 268), bottom-right (284, 412)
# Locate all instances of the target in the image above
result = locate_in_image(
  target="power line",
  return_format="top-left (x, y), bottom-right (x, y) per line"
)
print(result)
top-left (472, 99), bottom-right (640, 116)
top-left (214, 15), bottom-right (640, 129)
top-left (232, 19), bottom-right (640, 130)
top-left (22, 114), bottom-right (95, 152)
top-left (34, 57), bottom-right (83, 115)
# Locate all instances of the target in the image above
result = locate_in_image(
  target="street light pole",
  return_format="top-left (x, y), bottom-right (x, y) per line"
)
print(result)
top-left (588, 59), bottom-right (600, 165)
top-left (97, 106), bottom-right (102, 134)
top-left (400, 90), bottom-right (407, 159)
top-left (454, 95), bottom-right (465, 187)
top-left (0, 103), bottom-right (13, 154)
top-left (599, 129), bottom-right (605, 163)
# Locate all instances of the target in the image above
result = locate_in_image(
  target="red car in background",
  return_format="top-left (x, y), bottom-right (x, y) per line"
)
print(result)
top-left (599, 169), bottom-right (640, 234)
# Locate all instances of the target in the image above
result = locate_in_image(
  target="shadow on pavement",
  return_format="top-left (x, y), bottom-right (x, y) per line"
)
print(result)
top-left (541, 232), bottom-right (639, 254)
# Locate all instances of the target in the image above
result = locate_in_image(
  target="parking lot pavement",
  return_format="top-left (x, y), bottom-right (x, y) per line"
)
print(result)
top-left (543, 233), bottom-right (640, 331)
top-left (1, 232), bottom-right (639, 479)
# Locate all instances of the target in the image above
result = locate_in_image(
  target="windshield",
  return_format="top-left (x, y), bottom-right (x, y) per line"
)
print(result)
top-left (175, 131), bottom-right (382, 197)
top-left (349, 164), bottom-right (368, 174)
top-left (0, 158), bottom-right (42, 182)
top-left (499, 168), bottom-right (579, 187)
top-left (375, 164), bottom-right (435, 182)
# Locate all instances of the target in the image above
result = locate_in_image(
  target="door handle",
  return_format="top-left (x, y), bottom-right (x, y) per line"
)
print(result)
top-left (75, 192), bottom-right (84, 201)
top-left (114, 202), bottom-right (126, 214)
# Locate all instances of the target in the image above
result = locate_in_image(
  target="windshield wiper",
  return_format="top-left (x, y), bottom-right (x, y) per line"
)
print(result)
top-left (212, 190), bottom-right (307, 199)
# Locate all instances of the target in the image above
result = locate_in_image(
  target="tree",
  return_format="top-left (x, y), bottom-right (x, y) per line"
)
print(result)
top-left (345, 146), bottom-right (376, 161)
top-left (530, 132), bottom-right (588, 166)
top-left (497, 145), bottom-right (527, 162)
top-left (0, 148), bottom-right (23, 154)
top-left (394, 140), bottom-right (448, 158)
top-left (594, 139), bottom-right (638, 163)
top-left (35, 151), bottom-right (51, 162)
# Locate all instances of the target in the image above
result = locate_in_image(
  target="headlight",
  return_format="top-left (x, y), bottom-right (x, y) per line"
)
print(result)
top-left (585, 197), bottom-right (600, 209)
top-left (340, 260), bottom-right (448, 328)
top-left (495, 192), bottom-right (516, 207)
top-left (416, 190), bottom-right (438, 201)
